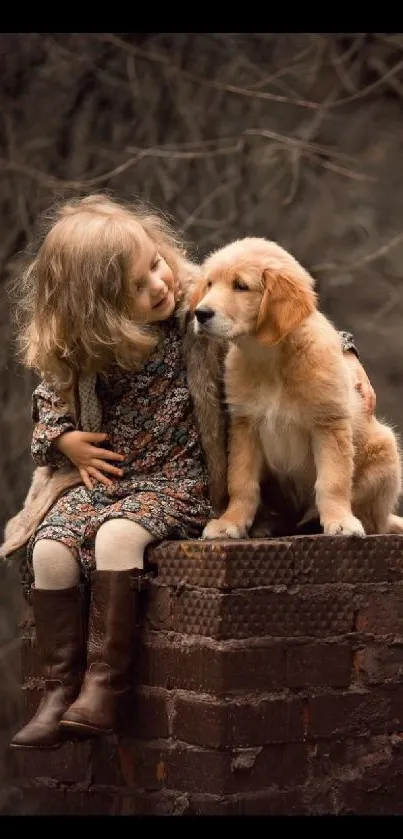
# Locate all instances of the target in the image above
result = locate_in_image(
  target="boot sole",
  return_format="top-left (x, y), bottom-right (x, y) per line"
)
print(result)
top-left (59, 718), bottom-right (113, 736)
top-left (9, 741), bottom-right (62, 750)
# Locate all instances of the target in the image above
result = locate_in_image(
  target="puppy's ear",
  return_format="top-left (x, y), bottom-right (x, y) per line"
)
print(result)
top-left (188, 278), bottom-right (207, 312)
top-left (257, 265), bottom-right (317, 346)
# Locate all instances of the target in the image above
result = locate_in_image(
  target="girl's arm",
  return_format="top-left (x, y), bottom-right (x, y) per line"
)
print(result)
top-left (31, 381), bottom-right (77, 468)
top-left (31, 380), bottom-right (125, 488)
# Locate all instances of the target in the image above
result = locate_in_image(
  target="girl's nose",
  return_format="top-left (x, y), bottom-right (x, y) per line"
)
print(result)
top-left (150, 276), bottom-right (165, 296)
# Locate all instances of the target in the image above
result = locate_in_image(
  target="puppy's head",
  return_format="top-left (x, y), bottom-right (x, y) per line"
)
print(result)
top-left (191, 237), bottom-right (317, 345)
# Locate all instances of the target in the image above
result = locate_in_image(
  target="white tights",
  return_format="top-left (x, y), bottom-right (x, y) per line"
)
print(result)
top-left (32, 519), bottom-right (154, 590)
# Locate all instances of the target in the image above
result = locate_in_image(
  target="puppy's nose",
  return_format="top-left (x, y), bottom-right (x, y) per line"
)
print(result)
top-left (195, 307), bottom-right (215, 324)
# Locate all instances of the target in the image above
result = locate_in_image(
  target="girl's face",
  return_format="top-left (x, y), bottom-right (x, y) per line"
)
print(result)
top-left (131, 233), bottom-right (176, 324)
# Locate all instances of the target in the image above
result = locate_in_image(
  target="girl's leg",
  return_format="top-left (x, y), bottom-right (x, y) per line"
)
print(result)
top-left (60, 519), bottom-right (154, 736)
top-left (10, 538), bottom-right (86, 750)
top-left (33, 538), bottom-right (81, 588)
top-left (94, 518), bottom-right (154, 570)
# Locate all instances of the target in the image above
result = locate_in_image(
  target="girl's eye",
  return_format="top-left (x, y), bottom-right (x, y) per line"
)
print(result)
top-left (233, 276), bottom-right (249, 291)
top-left (136, 280), bottom-right (147, 292)
top-left (151, 256), bottom-right (161, 271)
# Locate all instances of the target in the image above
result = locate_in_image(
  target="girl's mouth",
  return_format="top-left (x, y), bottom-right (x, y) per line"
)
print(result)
top-left (153, 292), bottom-right (168, 309)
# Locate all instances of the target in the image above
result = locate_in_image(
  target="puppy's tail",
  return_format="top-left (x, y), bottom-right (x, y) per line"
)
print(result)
top-left (387, 513), bottom-right (403, 534)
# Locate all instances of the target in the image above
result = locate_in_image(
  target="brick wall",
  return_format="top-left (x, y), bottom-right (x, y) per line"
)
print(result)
top-left (9, 535), bottom-right (403, 815)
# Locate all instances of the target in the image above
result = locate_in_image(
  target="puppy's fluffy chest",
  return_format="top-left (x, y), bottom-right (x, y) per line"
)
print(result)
top-left (225, 346), bottom-right (313, 477)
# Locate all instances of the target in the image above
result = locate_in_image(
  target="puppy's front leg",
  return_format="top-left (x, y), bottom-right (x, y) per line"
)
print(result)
top-left (202, 416), bottom-right (263, 539)
top-left (312, 421), bottom-right (365, 537)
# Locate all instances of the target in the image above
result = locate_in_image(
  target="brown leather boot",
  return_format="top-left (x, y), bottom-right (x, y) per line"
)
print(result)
top-left (10, 585), bottom-right (87, 749)
top-left (59, 569), bottom-right (147, 736)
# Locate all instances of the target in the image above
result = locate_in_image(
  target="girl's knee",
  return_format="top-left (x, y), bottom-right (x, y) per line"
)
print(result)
top-left (32, 538), bottom-right (80, 589)
top-left (33, 538), bottom-right (76, 562)
top-left (95, 518), bottom-right (153, 549)
top-left (95, 518), bottom-right (154, 571)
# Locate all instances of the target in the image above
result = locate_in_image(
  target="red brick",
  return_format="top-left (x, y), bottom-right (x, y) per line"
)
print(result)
top-left (308, 686), bottom-right (403, 739)
top-left (171, 588), bottom-right (224, 637)
top-left (338, 778), bottom-right (403, 815)
top-left (300, 779), bottom-right (338, 815)
top-left (20, 632), bottom-right (42, 680)
top-left (16, 786), bottom-right (118, 816)
top-left (173, 693), bottom-right (305, 748)
top-left (124, 687), bottom-right (170, 739)
top-left (221, 586), bottom-right (355, 639)
top-left (308, 734), bottom-right (392, 779)
top-left (190, 788), bottom-right (305, 815)
top-left (139, 633), bottom-right (223, 693)
top-left (150, 535), bottom-right (403, 587)
top-left (293, 536), bottom-right (403, 585)
top-left (222, 640), bottom-right (287, 691)
top-left (11, 739), bottom-right (92, 784)
top-left (143, 583), bottom-right (356, 639)
top-left (91, 739), bottom-right (308, 794)
top-left (0, 642), bottom-right (22, 729)
top-left (113, 789), bottom-right (188, 816)
top-left (355, 586), bottom-right (403, 635)
top-left (87, 735), bottom-right (128, 786)
top-left (143, 585), bottom-right (173, 631)
top-left (286, 643), bottom-right (352, 689)
top-left (139, 633), bottom-right (287, 693)
top-left (10, 783), bottom-right (183, 816)
top-left (355, 644), bottom-right (403, 685)
top-left (336, 745), bottom-right (403, 814)
top-left (170, 585), bottom-right (355, 639)
top-left (151, 540), bottom-right (295, 589)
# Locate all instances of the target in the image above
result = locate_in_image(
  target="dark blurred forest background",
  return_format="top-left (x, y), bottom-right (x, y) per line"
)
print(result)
top-left (1, 32), bottom-right (403, 812)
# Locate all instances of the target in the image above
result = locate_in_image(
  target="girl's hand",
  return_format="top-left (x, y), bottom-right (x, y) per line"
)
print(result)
top-left (345, 352), bottom-right (376, 416)
top-left (53, 430), bottom-right (125, 490)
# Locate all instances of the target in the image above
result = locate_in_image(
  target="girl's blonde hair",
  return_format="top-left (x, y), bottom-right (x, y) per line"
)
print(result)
top-left (13, 193), bottom-right (190, 395)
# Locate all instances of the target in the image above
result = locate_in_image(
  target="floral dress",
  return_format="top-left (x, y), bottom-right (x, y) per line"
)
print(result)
top-left (26, 316), bottom-right (212, 586)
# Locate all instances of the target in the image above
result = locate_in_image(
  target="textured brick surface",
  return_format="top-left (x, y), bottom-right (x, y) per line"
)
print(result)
top-left (138, 635), bottom-right (352, 692)
top-left (355, 586), bottom-right (403, 634)
top-left (151, 535), bottom-right (403, 587)
top-left (139, 633), bottom-right (288, 693)
top-left (148, 585), bottom-right (356, 639)
top-left (12, 534), bottom-right (403, 815)
top-left (91, 739), bottom-right (308, 794)
top-left (308, 686), bottom-right (403, 739)
top-left (217, 586), bottom-right (356, 639)
top-left (11, 739), bottom-right (92, 784)
top-left (15, 788), bottom-right (118, 816)
top-left (150, 539), bottom-right (295, 588)
top-left (307, 733), bottom-right (393, 779)
top-left (335, 741), bottom-right (403, 815)
top-left (355, 644), bottom-right (403, 685)
top-left (285, 642), bottom-right (353, 688)
top-left (172, 693), bottom-right (305, 748)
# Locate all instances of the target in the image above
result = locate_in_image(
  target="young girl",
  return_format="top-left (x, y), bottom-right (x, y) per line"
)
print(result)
top-left (8, 193), bottom-right (221, 749)
top-left (6, 193), bottom-right (378, 750)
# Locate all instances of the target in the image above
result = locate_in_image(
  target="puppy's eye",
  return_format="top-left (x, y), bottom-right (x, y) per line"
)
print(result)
top-left (206, 280), bottom-right (212, 289)
top-left (233, 276), bottom-right (249, 291)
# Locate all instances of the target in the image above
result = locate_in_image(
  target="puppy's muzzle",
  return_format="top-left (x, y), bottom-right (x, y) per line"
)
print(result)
top-left (195, 307), bottom-right (215, 324)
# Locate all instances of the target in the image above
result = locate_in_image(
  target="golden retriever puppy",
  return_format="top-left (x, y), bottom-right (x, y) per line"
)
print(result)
top-left (191, 237), bottom-right (402, 539)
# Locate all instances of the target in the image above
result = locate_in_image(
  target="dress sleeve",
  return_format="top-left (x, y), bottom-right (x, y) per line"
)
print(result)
top-left (339, 330), bottom-right (359, 359)
top-left (31, 380), bottom-right (76, 468)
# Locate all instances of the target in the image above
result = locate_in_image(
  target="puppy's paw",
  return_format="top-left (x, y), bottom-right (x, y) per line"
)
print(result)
top-left (323, 515), bottom-right (365, 537)
top-left (202, 518), bottom-right (247, 540)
